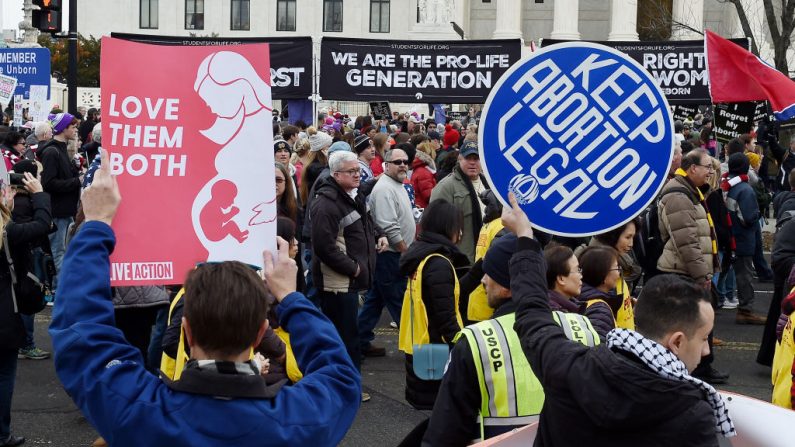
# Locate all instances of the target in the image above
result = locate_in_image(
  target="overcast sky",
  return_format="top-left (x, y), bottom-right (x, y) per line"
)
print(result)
top-left (3, 1), bottom-right (71, 33)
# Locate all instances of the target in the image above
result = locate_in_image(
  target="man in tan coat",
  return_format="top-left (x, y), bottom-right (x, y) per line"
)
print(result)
top-left (657, 150), bottom-right (728, 385)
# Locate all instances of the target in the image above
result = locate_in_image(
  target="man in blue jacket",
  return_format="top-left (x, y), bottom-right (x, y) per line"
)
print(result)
top-left (49, 150), bottom-right (361, 447)
top-left (724, 152), bottom-right (766, 325)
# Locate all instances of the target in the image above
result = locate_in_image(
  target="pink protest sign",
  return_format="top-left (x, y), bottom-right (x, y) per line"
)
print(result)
top-left (100, 37), bottom-right (276, 286)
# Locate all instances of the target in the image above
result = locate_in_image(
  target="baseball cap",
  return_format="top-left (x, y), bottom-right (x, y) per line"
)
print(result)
top-left (460, 141), bottom-right (479, 158)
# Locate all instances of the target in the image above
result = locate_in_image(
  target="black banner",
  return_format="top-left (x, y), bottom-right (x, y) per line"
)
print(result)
top-left (319, 37), bottom-right (522, 103)
top-left (542, 38), bottom-right (749, 105)
top-left (714, 102), bottom-right (756, 143)
top-left (369, 101), bottom-right (392, 119)
top-left (670, 104), bottom-right (700, 122)
top-left (111, 33), bottom-right (313, 99)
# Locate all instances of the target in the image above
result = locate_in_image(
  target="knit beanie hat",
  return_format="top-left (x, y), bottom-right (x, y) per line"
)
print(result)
top-left (482, 234), bottom-right (518, 289)
top-left (728, 153), bottom-right (749, 176)
top-left (48, 112), bottom-right (75, 135)
top-left (11, 159), bottom-right (38, 177)
top-left (328, 140), bottom-right (352, 155)
top-left (354, 134), bottom-right (372, 154)
top-left (443, 124), bottom-right (460, 147)
top-left (274, 140), bottom-right (291, 153)
top-left (309, 131), bottom-right (333, 152)
top-left (745, 152), bottom-right (761, 171)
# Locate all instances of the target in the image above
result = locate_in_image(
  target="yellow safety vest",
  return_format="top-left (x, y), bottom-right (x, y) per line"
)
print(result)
top-left (615, 277), bottom-right (636, 330)
top-left (160, 288), bottom-right (188, 381)
top-left (772, 314), bottom-right (795, 409)
top-left (159, 288), bottom-right (303, 383)
top-left (462, 311), bottom-right (600, 440)
top-left (468, 220), bottom-right (504, 321)
top-left (399, 253), bottom-right (462, 354)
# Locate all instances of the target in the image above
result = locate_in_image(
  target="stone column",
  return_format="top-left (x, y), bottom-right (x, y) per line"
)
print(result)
top-left (21, 0), bottom-right (41, 45)
top-left (492, 0), bottom-right (523, 40)
top-left (412, 0), bottom-right (459, 40)
top-left (608, 0), bottom-right (639, 41)
top-left (550, 0), bottom-right (580, 40)
top-left (671, 0), bottom-right (704, 40)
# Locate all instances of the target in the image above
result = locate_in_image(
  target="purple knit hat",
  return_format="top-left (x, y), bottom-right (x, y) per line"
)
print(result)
top-left (48, 112), bottom-right (76, 135)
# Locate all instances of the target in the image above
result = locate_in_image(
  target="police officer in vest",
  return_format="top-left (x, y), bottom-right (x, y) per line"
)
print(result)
top-left (422, 234), bottom-right (600, 446)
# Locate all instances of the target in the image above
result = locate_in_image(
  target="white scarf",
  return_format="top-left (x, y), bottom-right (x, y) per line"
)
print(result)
top-left (607, 328), bottom-right (736, 438)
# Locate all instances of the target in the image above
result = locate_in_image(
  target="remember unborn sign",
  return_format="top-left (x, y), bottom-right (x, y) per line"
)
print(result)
top-left (480, 42), bottom-right (674, 237)
top-left (101, 37), bottom-right (276, 285)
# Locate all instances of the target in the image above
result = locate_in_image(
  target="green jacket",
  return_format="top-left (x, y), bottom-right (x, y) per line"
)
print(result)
top-left (429, 166), bottom-right (486, 265)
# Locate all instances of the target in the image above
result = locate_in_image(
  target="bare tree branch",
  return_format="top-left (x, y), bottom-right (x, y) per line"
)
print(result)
top-left (764, 0), bottom-right (781, 42)
top-left (721, 0), bottom-right (760, 54)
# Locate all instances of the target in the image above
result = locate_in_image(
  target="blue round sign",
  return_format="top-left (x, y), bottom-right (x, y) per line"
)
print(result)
top-left (479, 42), bottom-right (674, 237)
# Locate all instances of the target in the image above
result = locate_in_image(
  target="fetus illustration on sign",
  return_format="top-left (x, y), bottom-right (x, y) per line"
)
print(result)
top-left (192, 51), bottom-right (275, 263)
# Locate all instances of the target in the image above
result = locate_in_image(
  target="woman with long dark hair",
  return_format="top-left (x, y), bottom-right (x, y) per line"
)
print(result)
top-left (1, 171), bottom-right (51, 446)
top-left (398, 199), bottom-right (468, 410)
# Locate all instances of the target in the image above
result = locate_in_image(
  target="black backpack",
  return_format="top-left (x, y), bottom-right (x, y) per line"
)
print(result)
top-left (639, 186), bottom-right (692, 275)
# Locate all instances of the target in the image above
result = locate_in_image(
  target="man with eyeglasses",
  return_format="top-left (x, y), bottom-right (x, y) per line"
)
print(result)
top-left (657, 149), bottom-right (728, 384)
top-left (430, 141), bottom-right (489, 265)
top-left (359, 148), bottom-right (416, 358)
top-left (309, 151), bottom-right (388, 402)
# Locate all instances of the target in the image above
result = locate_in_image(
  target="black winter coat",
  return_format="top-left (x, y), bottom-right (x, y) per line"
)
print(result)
top-left (773, 190), bottom-right (795, 220)
top-left (309, 175), bottom-right (382, 293)
top-left (398, 231), bottom-right (470, 410)
top-left (512, 237), bottom-right (719, 447)
top-left (1, 192), bottom-right (52, 350)
top-left (39, 139), bottom-right (81, 218)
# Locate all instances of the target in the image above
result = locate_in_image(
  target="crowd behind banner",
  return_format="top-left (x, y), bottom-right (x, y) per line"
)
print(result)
top-left (2, 99), bottom-right (795, 445)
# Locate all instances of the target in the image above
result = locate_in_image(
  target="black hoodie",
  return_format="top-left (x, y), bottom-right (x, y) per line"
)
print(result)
top-left (513, 237), bottom-right (719, 447)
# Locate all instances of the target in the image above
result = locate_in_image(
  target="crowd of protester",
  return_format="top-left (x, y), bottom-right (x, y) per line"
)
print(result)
top-left (1, 104), bottom-right (795, 446)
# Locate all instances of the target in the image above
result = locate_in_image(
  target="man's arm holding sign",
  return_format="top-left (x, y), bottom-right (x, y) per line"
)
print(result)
top-left (48, 149), bottom-right (162, 442)
top-left (504, 193), bottom-right (590, 389)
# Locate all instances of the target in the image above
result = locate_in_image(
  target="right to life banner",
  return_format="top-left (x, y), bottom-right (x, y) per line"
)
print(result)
top-left (541, 38), bottom-right (749, 105)
top-left (100, 37), bottom-right (276, 286)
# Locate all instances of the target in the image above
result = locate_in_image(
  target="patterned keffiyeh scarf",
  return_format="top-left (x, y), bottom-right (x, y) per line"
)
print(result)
top-left (607, 328), bottom-right (737, 438)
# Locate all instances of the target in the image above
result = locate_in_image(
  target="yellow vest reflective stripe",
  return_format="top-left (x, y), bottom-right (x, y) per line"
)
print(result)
top-left (463, 311), bottom-right (600, 440)
top-left (399, 253), bottom-right (462, 354)
top-left (772, 314), bottom-right (795, 409)
top-left (467, 220), bottom-right (504, 321)
top-left (551, 311), bottom-right (601, 348)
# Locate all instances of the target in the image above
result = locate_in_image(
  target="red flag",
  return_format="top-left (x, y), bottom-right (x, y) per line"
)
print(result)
top-left (705, 29), bottom-right (795, 121)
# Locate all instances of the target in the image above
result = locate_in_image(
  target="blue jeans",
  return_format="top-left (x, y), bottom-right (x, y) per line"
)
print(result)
top-left (0, 349), bottom-right (18, 440)
top-left (49, 216), bottom-right (74, 292)
top-left (320, 291), bottom-right (361, 371)
top-left (754, 225), bottom-right (773, 279)
top-left (20, 315), bottom-right (34, 350)
top-left (713, 252), bottom-right (736, 302)
top-left (358, 251), bottom-right (406, 349)
top-left (302, 247), bottom-right (319, 308)
top-left (147, 307), bottom-right (169, 373)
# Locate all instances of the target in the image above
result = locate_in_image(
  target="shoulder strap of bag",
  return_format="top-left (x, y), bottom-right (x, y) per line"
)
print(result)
top-left (3, 231), bottom-right (19, 313)
top-left (409, 253), bottom-right (455, 347)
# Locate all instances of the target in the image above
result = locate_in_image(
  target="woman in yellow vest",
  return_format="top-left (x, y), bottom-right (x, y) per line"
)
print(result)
top-left (462, 189), bottom-right (508, 323)
top-left (576, 246), bottom-right (623, 334)
top-left (772, 288), bottom-right (795, 409)
top-left (576, 218), bottom-right (641, 329)
top-left (545, 245), bottom-right (616, 341)
top-left (398, 199), bottom-right (469, 410)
